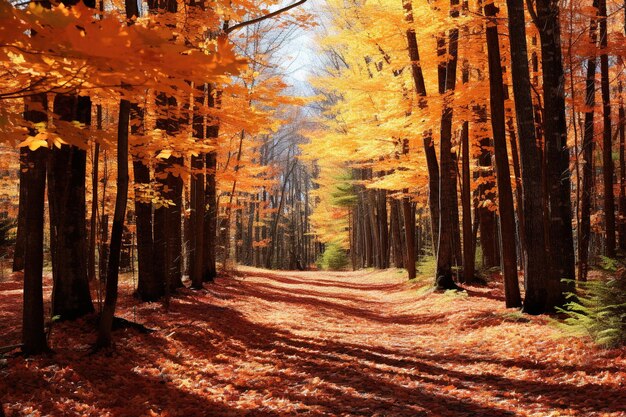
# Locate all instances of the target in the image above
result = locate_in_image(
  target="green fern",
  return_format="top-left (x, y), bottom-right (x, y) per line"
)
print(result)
top-left (557, 274), bottom-right (626, 348)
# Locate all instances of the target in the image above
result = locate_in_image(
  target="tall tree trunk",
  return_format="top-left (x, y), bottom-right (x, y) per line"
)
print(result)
top-left (132, 107), bottom-right (159, 300)
top-left (505, 0), bottom-right (549, 314)
top-left (88, 105), bottom-right (102, 282)
top-left (484, 2), bottom-right (522, 307)
top-left (204, 150), bottom-right (218, 281)
top-left (402, 0), bottom-right (439, 254)
top-left (96, 98), bottom-right (130, 348)
top-left (507, 115), bottom-right (526, 260)
top-left (476, 106), bottom-right (499, 268)
top-left (167, 155), bottom-right (184, 290)
top-left (366, 186), bottom-right (381, 268)
top-left (535, 0), bottom-right (575, 310)
top-left (48, 94), bottom-right (93, 320)
top-left (599, 0), bottom-right (615, 257)
top-left (460, 119), bottom-right (474, 283)
top-left (22, 94), bottom-right (49, 355)
top-left (190, 153), bottom-right (206, 288)
top-left (203, 85), bottom-right (219, 281)
top-left (378, 188), bottom-right (389, 268)
top-left (619, 1), bottom-right (626, 251)
top-left (579, 0), bottom-right (599, 281)
top-left (618, 81), bottom-right (626, 252)
top-left (402, 198), bottom-right (416, 278)
top-left (435, 2), bottom-right (460, 289)
top-left (451, 152), bottom-right (463, 268)
top-left (460, 61), bottom-right (474, 284)
top-left (391, 199), bottom-right (404, 268)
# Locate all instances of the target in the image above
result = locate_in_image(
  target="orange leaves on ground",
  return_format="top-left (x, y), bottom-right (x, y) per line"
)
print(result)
top-left (2, 267), bottom-right (625, 416)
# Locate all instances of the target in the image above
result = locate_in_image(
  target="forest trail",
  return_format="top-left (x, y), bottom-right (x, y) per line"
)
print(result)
top-left (1, 268), bottom-right (625, 417)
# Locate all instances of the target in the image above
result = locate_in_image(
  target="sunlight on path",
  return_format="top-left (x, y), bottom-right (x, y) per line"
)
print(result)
top-left (1, 268), bottom-right (625, 416)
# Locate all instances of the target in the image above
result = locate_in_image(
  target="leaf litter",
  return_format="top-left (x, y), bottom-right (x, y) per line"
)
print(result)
top-left (1, 267), bottom-right (624, 416)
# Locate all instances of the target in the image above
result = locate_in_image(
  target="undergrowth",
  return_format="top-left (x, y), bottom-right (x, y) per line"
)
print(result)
top-left (557, 271), bottom-right (626, 348)
top-left (317, 242), bottom-right (349, 271)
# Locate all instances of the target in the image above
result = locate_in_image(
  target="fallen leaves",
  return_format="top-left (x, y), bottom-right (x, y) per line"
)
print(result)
top-left (1, 267), bottom-right (625, 416)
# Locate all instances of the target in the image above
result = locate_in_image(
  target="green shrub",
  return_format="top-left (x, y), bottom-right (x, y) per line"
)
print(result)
top-left (317, 243), bottom-right (349, 271)
top-left (597, 255), bottom-right (619, 272)
top-left (557, 273), bottom-right (626, 348)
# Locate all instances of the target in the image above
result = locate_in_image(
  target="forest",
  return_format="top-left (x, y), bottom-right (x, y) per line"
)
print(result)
top-left (0, 0), bottom-right (625, 415)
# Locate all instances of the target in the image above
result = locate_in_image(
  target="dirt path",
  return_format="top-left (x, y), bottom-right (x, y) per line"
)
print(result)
top-left (1, 268), bottom-right (625, 416)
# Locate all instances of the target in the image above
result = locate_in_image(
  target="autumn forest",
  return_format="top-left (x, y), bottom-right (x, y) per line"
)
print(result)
top-left (0, 0), bottom-right (625, 415)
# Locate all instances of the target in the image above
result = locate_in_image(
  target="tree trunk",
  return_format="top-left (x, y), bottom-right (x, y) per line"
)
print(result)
top-left (378, 188), bottom-right (389, 268)
top-left (22, 94), bottom-right (49, 355)
top-left (96, 98), bottom-right (130, 348)
top-left (460, 119), bottom-right (474, 283)
top-left (460, 60), bottom-right (474, 284)
top-left (507, 115), bottom-right (526, 260)
top-left (475, 106), bottom-right (499, 269)
top-left (402, 0), bottom-right (439, 253)
top-left (190, 154), bottom-right (205, 288)
top-left (505, 0), bottom-right (550, 314)
top-left (48, 94), bottom-right (93, 320)
top-left (484, 2), bottom-right (521, 307)
top-left (435, 6), bottom-right (460, 289)
top-left (132, 106), bottom-right (159, 300)
top-left (391, 199), bottom-right (404, 268)
top-left (579, 1), bottom-right (599, 281)
top-left (617, 81), bottom-right (626, 252)
top-left (87, 105), bottom-right (102, 282)
top-left (204, 150), bottom-right (218, 281)
top-left (167, 156), bottom-right (184, 290)
top-left (203, 85), bottom-right (219, 281)
top-left (402, 198), bottom-right (416, 278)
top-left (535, 0), bottom-right (575, 311)
top-left (599, 0), bottom-right (615, 257)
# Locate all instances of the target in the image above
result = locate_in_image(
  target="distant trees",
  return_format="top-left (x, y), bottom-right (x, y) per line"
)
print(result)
top-left (1, 0), bottom-right (310, 352)
top-left (305, 0), bottom-right (626, 313)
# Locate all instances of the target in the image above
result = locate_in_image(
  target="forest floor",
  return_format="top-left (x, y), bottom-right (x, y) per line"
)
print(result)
top-left (1, 266), bottom-right (625, 417)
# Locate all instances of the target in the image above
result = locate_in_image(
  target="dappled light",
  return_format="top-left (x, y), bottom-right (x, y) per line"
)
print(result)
top-left (2, 269), bottom-right (624, 416)
top-left (1, 0), bottom-right (626, 414)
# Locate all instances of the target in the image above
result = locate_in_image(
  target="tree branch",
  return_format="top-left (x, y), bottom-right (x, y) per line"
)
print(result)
top-left (224, 0), bottom-right (309, 34)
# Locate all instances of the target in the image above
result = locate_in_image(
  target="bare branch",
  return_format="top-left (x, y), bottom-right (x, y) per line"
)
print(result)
top-left (224, 0), bottom-right (309, 35)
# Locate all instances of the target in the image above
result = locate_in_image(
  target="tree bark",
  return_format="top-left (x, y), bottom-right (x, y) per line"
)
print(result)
top-left (579, 0), bottom-right (599, 281)
top-left (435, 3), bottom-right (460, 289)
top-left (48, 94), bottom-right (94, 320)
top-left (475, 106), bottom-right (499, 269)
top-left (460, 60), bottom-right (474, 284)
top-left (402, 0), bottom-right (439, 254)
top-left (460, 118), bottom-right (474, 283)
top-left (203, 85), bottom-right (219, 281)
top-left (535, 0), bottom-right (575, 311)
top-left (21, 93), bottom-right (49, 355)
top-left (190, 153), bottom-right (206, 288)
top-left (505, 0), bottom-right (550, 314)
top-left (484, 2), bottom-right (522, 307)
top-left (132, 106), bottom-right (160, 300)
top-left (617, 81), bottom-right (626, 252)
top-left (87, 105), bottom-right (102, 282)
top-left (96, 98), bottom-right (130, 348)
top-left (390, 199), bottom-right (404, 268)
top-left (599, 0), bottom-right (615, 257)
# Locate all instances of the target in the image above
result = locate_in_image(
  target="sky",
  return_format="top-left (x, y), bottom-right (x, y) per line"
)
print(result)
top-left (274, 0), bottom-right (326, 94)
